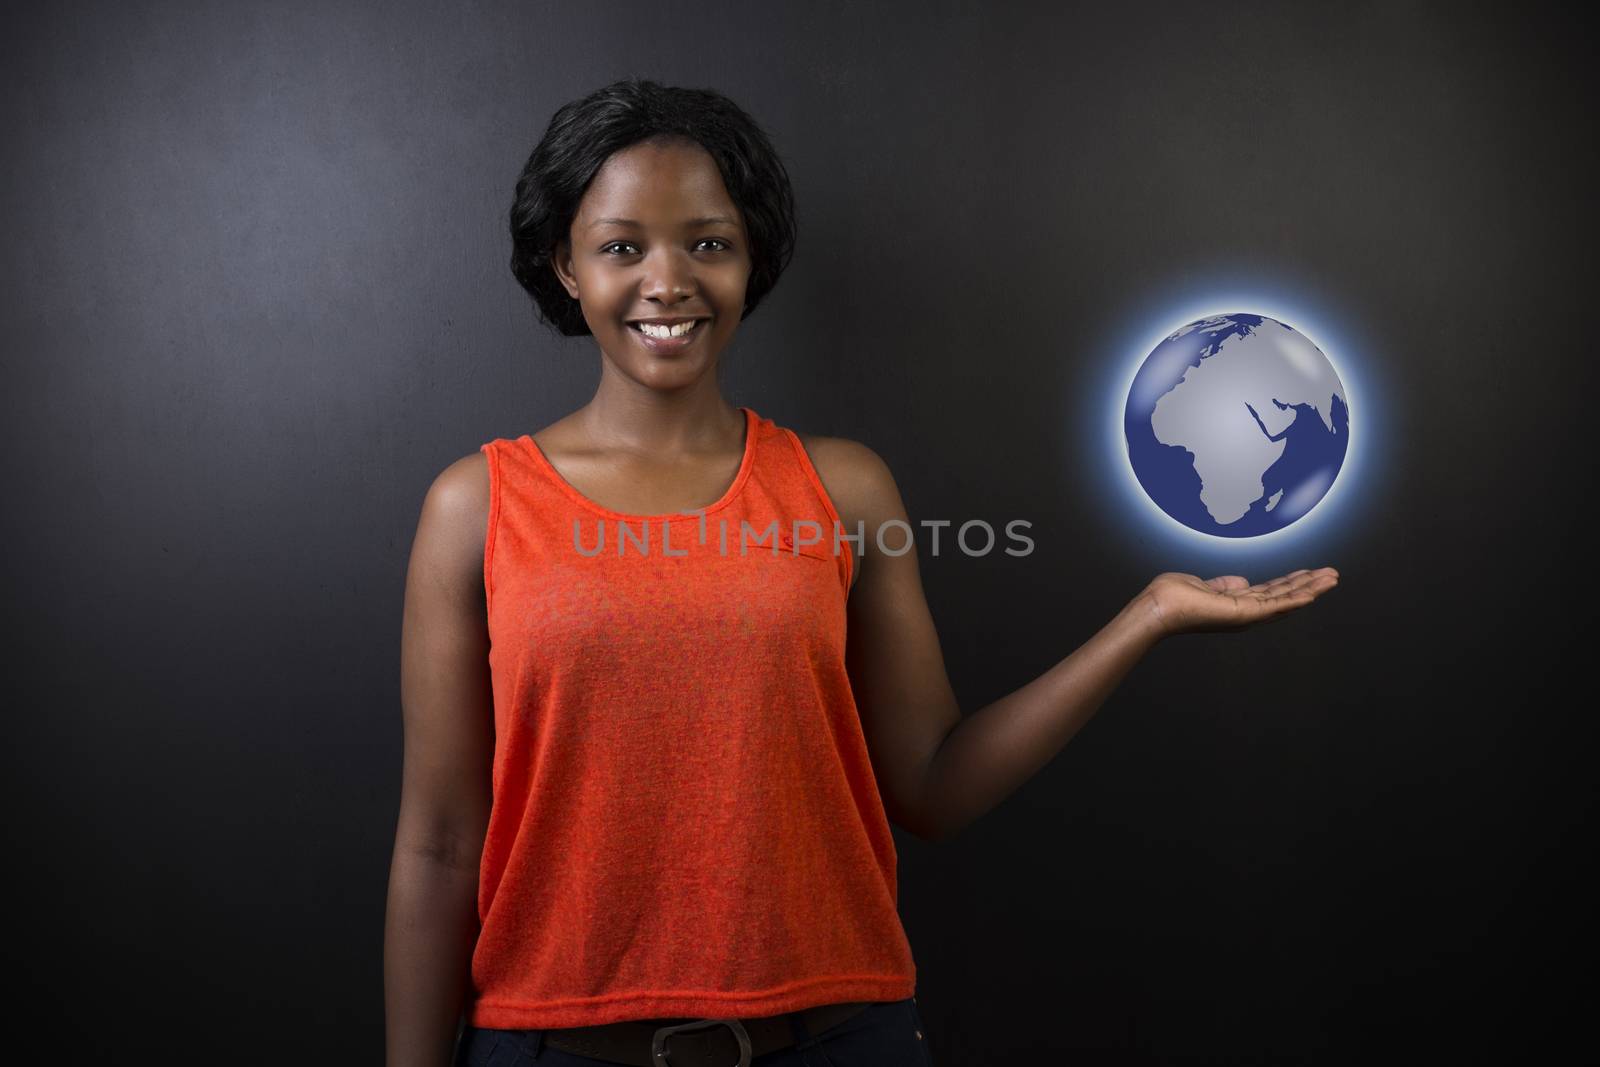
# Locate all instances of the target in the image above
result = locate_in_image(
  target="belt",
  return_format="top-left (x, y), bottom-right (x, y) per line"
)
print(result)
top-left (535, 1000), bottom-right (873, 1066)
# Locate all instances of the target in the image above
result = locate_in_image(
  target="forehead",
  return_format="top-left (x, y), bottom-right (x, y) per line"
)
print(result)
top-left (577, 140), bottom-right (742, 230)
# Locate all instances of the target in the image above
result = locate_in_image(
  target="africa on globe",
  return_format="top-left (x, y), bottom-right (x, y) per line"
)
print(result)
top-left (1124, 313), bottom-right (1349, 538)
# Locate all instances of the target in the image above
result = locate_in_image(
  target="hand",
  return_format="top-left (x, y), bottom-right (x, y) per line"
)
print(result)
top-left (1140, 567), bottom-right (1340, 637)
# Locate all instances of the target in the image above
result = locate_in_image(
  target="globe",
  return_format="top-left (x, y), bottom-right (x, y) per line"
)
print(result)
top-left (1124, 313), bottom-right (1349, 537)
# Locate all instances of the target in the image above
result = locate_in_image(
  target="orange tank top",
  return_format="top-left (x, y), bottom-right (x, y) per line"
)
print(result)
top-left (467, 405), bottom-right (917, 1029)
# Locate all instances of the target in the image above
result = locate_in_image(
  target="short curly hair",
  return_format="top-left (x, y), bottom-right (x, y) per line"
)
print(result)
top-left (509, 79), bottom-right (798, 338)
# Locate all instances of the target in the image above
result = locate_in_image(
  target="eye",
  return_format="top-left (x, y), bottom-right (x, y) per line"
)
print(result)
top-left (599, 239), bottom-right (731, 256)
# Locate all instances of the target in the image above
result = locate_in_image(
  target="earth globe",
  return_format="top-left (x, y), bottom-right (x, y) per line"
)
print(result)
top-left (1124, 313), bottom-right (1349, 537)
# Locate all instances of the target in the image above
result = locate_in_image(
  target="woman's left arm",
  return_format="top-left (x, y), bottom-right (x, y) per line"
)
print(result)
top-left (805, 436), bottom-right (1339, 843)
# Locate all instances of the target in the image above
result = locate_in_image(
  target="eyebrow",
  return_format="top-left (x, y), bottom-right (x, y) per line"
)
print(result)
top-left (585, 215), bottom-right (739, 230)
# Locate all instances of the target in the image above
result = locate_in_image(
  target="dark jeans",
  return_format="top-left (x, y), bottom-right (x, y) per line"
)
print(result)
top-left (455, 997), bottom-right (935, 1067)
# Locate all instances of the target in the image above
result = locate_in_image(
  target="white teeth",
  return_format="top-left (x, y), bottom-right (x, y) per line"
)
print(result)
top-left (636, 320), bottom-right (699, 339)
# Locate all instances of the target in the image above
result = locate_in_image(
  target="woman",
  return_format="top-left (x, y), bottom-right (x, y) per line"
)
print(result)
top-left (384, 79), bottom-right (1339, 1067)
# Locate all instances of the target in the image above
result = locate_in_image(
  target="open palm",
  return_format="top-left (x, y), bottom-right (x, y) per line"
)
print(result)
top-left (1144, 567), bottom-right (1340, 636)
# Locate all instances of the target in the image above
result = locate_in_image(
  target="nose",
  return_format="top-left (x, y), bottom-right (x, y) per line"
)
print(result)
top-left (638, 246), bottom-right (697, 302)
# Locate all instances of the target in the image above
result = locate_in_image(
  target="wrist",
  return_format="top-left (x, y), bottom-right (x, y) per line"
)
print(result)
top-left (1125, 587), bottom-right (1173, 645)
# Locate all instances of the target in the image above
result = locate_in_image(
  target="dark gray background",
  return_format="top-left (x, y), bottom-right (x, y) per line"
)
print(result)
top-left (4, 1), bottom-right (1591, 1062)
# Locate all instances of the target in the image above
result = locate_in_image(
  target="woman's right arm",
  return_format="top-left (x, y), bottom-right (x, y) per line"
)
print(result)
top-left (385, 453), bottom-right (496, 1067)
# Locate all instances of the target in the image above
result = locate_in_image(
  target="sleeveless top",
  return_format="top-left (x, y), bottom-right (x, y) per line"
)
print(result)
top-left (466, 406), bottom-right (918, 1029)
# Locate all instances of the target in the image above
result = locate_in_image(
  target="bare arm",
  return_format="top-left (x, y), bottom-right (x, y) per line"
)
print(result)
top-left (809, 435), bottom-right (1338, 844)
top-left (917, 592), bottom-right (1163, 840)
top-left (920, 569), bottom-right (1337, 840)
top-left (384, 453), bottom-right (496, 1066)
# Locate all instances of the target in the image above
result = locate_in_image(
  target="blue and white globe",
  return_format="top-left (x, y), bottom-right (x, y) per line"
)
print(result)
top-left (1124, 313), bottom-right (1349, 538)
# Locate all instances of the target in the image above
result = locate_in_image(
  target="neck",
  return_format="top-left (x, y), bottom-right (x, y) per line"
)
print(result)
top-left (577, 380), bottom-right (744, 456)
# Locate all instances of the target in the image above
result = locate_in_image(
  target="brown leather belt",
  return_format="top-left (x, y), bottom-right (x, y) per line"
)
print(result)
top-left (538, 999), bottom-right (873, 1066)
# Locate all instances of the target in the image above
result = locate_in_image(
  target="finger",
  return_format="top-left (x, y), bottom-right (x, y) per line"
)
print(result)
top-left (1242, 585), bottom-right (1301, 614)
top-left (1275, 569), bottom-right (1334, 596)
top-left (1249, 572), bottom-right (1307, 597)
top-left (1282, 569), bottom-right (1339, 598)
top-left (1295, 572), bottom-right (1339, 598)
top-left (1254, 574), bottom-right (1337, 620)
top-left (1266, 584), bottom-right (1327, 612)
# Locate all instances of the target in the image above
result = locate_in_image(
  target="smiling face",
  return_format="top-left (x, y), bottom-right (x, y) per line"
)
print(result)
top-left (552, 137), bottom-right (752, 390)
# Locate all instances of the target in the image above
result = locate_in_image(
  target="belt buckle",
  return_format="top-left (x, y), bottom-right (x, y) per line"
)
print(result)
top-left (651, 1017), bottom-right (753, 1067)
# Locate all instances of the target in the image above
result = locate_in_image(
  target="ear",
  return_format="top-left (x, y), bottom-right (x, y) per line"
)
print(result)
top-left (551, 239), bottom-right (579, 299)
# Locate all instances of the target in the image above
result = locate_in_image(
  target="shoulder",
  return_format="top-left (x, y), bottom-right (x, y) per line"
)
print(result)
top-left (428, 449), bottom-right (492, 522)
top-left (790, 431), bottom-right (906, 528)
top-left (409, 449), bottom-right (492, 594)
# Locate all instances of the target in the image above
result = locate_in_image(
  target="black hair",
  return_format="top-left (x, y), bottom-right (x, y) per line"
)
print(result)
top-left (509, 79), bottom-right (798, 337)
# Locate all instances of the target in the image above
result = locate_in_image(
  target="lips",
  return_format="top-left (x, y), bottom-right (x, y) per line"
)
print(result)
top-left (628, 319), bottom-right (707, 351)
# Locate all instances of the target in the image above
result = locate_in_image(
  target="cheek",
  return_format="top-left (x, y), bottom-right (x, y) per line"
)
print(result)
top-left (580, 281), bottom-right (629, 322)
top-left (715, 260), bottom-right (752, 302)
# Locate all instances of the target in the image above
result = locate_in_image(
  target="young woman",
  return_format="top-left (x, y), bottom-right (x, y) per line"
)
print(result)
top-left (384, 79), bottom-right (1339, 1067)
